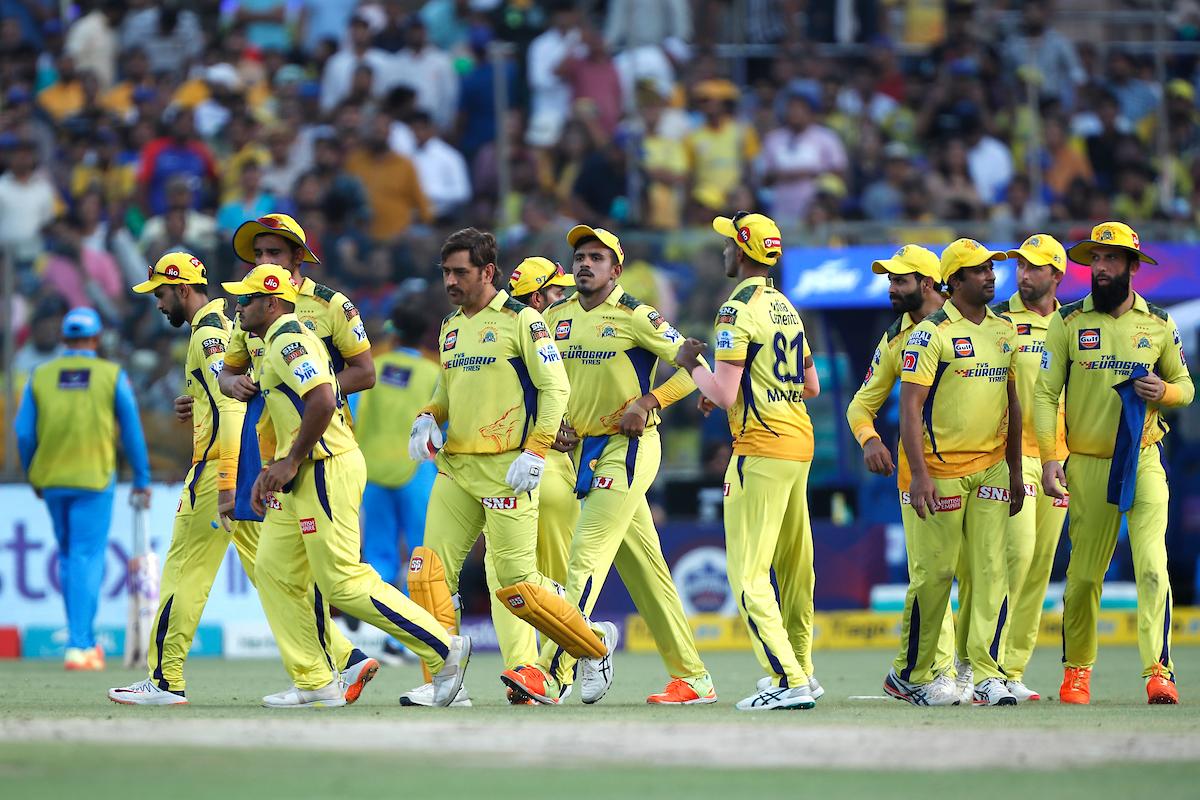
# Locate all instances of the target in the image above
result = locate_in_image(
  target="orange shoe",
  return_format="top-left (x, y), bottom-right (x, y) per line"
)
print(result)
top-left (65, 646), bottom-right (104, 672)
top-left (1059, 667), bottom-right (1091, 704)
top-left (647, 675), bottom-right (717, 705)
top-left (500, 665), bottom-right (560, 705)
top-left (88, 645), bottom-right (105, 670)
top-left (505, 684), bottom-right (535, 705)
top-left (1146, 664), bottom-right (1179, 705)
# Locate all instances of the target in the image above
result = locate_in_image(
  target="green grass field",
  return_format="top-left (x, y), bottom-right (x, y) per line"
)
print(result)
top-left (1, 646), bottom-right (1198, 799)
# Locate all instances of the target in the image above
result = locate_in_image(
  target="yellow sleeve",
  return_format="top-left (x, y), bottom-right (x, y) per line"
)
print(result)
top-left (1157, 315), bottom-right (1195, 408)
top-left (650, 367), bottom-right (698, 409)
top-left (1035, 312), bottom-right (1069, 461)
top-left (275, 334), bottom-right (333, 398)
top-left (225, 318), bottom-right (251, 369)
top-left (197, 326), bottom-right (246, 491)
top-left (518, 308), bottom-right (569, 456)
top-left (329, 290), bottom-right (371, 360)
top-left (421, 374), bottom-right (449, 424)
top-left (899, 321), bottom-right (940, 388)
top-left (633, 304), bottom-right (687, 364)
top-left (846, 332), bottom-right (896, 447)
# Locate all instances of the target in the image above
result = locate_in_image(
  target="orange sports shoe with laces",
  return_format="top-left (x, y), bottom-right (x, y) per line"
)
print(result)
top-left (1059, 667), bottom-right (1091, 704)
top-left (646, 675), bottom-right (717, 705)
top-left (1146, 664), bottom-right (1179, 705)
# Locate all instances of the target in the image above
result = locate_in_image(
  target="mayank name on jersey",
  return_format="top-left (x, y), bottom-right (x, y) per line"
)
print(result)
top-left (444, 354), bottom-right (497, 372)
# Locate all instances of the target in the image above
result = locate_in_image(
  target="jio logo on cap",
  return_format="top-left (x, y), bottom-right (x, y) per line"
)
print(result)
top-left (263, 275), bottom-right (280, 291)
top-left (164, 264), bottom-right (180, 279)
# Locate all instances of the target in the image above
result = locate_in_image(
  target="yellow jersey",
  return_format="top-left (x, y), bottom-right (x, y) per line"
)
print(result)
top-left (990, 293), bottom-right (1067, 461)
top-left (26, 355), bottom-right (121, 491)
top-left (185, 298), bottom-right (245, 490)
top-left (542, 284), bottom-right (694, 438)
top-left (713, 277), bottom-right (814, 461)
top-left (355, 347), bottom-right (440, 487)
top-left (901, 300), bottom-right (1016, 479)
top-left (422, 290), bottom-right (568, 457)
top-left (1035, 292), bottom-right (1194, 460)
top-left (846, 311), bottom-right (919, 487)
top-left (258, 314), bottom-right (359, 462)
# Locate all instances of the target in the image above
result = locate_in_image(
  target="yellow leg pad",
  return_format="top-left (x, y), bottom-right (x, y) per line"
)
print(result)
top-left (408, 546), bottom-right (458, 683)
top-left (495, 582), bottom-right (606, 660)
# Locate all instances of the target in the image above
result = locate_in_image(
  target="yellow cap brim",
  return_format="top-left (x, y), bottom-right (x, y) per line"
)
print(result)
top-left (871, 258), bottom-right (918, 276)
top-left (1066, 241), bottom-right (1158, 266)
top-left (712, 216), bottom-right (737, 240)
top-left (1006, 247), bottom-right (1065, 271)
top-left (220, 279), bottom-right (257, 295)
top-left (232, 221), bottom-right (320, 265)
top-left (132, 278), bottom-right (162, 294)
top-left (545, 272), bottom-right (576, 288)
top-left (567, 225), bottom-right (623, 264)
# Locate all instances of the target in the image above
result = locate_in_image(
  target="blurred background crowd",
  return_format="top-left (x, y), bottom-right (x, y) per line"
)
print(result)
top-left (2, 1), bottom-right (1199, 588)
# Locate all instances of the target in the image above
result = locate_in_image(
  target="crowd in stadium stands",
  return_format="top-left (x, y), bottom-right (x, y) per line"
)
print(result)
top-left (2, 0), bottom-right (1200, 455)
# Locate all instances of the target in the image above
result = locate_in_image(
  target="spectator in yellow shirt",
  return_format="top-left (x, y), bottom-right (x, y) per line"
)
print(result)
top-left (345, 113), bottom-right (433, 242)
top-left (685, 79), bottom-right (759, 220)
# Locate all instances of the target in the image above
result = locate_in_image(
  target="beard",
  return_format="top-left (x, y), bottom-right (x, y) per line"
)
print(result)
top-left (890, 286), bottom-right (922, 314)
top-left (1018, 282), bottom-right (1049, 306)
top-left (1091, 269), bottom-right (1131, 313)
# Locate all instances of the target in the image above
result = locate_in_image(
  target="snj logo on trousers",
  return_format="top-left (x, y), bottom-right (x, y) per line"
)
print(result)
top-left (299, 518), bottom-right (317, 534)
top-left (1079, 329), bottom-right (1101, 350)
top-left (976, 485), bottom-right (1011, 502)
top-left (482, 497), bottom-right (517, 510)
top-left (591, 477), bottom-right (613, 490)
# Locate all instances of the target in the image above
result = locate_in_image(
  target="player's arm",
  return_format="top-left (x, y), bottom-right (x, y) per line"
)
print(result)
top-left (330, 293), bottom-right (376, 394)
top-left (619, 306), bottom-right (698, 436)
top-left (679, 304), bottom-right (749, 410)
top-left (114, 368), bottom-right (152, 507)
top-left (14, 381), bottom-right (38, 477)
top-left (1035, 313), bottom-right (1069, 497)
top-left (519, 309), bottom-right (570, 457)
top-left (197, 328), bottom-right (246, 504)
top-left (801, 330), bottom-right (819, 399)
top-left (847, 333), bottom-right (896, 475)
top-left (899, 323), bottom-right (940, 519)
top-left (218, 320), bottom-right (259, 401)
top-left (1144, 316), bottom-right (1194, 408)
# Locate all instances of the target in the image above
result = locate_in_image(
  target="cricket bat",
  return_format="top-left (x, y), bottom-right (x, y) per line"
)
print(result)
top-left (123, 508), bottom-right (159, 668)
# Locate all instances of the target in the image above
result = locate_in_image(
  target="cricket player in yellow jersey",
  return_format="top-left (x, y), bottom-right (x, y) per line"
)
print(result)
top-left (405, 228), bottom-right (610, 707)
top-left (501, 225), bottom-right (715, 707)
top-left (1035, 222), bottom-right (1193, 705)
top-left (223, 264), bottom-right (468, 708)
top-left (216, 213), bottom-right (380, 703)
top-left (989, 234), bottom-right (1071, 702)
top-left (108, 254), bottom-right (247, 705)
top-left (887, 238), bottom-right (1025, 707)
top-left (845, 244), bottom-right (958, 687)
top-left (677, 213), bottom-right (817, 710)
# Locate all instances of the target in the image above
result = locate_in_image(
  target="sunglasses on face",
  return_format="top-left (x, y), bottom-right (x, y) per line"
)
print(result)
top-left (237, 294), bottom-right (267, 306)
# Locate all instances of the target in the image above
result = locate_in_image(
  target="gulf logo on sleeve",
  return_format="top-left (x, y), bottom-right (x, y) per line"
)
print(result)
top-left (1078, 329), bottom-right (1101, 350)
top-left (902, 351), bottom-right (918, 372)
top-left (953, 337), bottom-right (974, 358)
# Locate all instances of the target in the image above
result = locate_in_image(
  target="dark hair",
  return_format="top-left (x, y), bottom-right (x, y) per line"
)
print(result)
top-left (441, 227), bottom-right (497, 269)
top-left (389, 303), bottom-right (427, 346)
top-left (512, 291), bottom-right (535, 305)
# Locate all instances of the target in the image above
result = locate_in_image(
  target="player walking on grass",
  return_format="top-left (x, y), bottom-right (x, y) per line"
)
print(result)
top-left (108, 254), bottom-right (245, 705)
top-left (678, 213), bottom-right (820, 711)
top-left (1035, 222), bottom-right (1193, 705)
top-left (989, 234), bottom-right (1071, 702)
top-left (501, 225), bottom-right (715, 707)
top-left (404, 229), bottom-right (612, 708)
top-left (224, 264), bottom-right (469, 708)
top-left (846, 244), bottom-right (958, 694)
top-left (217, 213), bottom-right (380, 704)
top-left (886, 239), bottom-right (1024, 707)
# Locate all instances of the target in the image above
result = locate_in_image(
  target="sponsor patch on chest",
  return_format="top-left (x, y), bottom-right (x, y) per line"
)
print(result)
top-left (1078, 328), bottom-right (1101, 350)
top-left (443, 329), bottom-right (458, 351)
top-left (952, 337), bottom-right (975, 358)
top-left (555, 320), bottom-right (573, 340)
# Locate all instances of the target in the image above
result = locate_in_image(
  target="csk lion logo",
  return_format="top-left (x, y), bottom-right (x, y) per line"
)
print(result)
top-left (479, 402), bottom-right (526, 451)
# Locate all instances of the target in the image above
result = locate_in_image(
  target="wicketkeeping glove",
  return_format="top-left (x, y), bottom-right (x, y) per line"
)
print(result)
top-left (505, 450), bottom-right (545, 494)
top-left (408, 413), bottom-right (443, 462)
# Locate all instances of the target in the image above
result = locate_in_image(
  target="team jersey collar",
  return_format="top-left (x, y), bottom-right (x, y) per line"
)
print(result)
top-left (601, 283), bottom-right (626, 308)
top-left (297, 276), bottom-right (317, 297)
top-left (1006, 292), bottom-right (1060, 315)
top-left (900, 311), bottom-right (915, 330)
top-left (942, 298), bottom-right (997, 325)
top-left (730, 276), bottom-right (772, 297)
top-left (264, 312), bottom-right (301, 341)
top-left (191, 297), bottom-right (226, 327)
top-left (487, 288), bottom-right (512, 311)
top-left (1081, 291), bottom-right (1149, 316)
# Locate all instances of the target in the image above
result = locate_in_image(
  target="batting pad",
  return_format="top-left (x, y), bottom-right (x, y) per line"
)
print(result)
top-left (495, 582), bottom-right (607, 659)
top-left (408, 546), bottom-right (458, 682)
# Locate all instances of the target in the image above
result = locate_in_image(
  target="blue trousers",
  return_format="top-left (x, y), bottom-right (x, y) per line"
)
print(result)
top-left (43, 484), bottom-right (115, 649)
top-left (360, 463), bottom-right (436, 586)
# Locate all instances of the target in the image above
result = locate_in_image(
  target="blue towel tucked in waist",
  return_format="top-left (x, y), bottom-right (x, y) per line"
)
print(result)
top-left (1107, 364), bottom-right (1150, 513)
top-left (574, 435), bottom-right (610, 498)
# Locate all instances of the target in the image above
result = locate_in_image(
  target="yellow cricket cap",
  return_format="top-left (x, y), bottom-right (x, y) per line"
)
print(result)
top-left (1006, 233), bottom-right (1067, 272)
top-left (712, 212), bottom-right (783, 267)
top-left (231, 213), bottom-right (320, 265)
top-left (939, 238), bottom-right (1007, 281)
top-left (1066, 221), bottom-right (1157, 266)
top-left (221, 264), bottom-right (299, 303)
top-left (567, 224), bottom-right (624, 265)
top-left (871, 244), bottom-right (940, 281)
top-left (508, 257), bottom-right (575, 297)
top-left (133, 252), bottom-right (208, 293)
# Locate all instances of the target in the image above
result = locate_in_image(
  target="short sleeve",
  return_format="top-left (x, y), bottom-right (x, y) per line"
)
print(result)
top-left (329, 291), bottom-right (371, 360)
top-left (713, 303), bottom-right (750, 362)
top-left (273, 334), bottom-right (333, 397)
top-left (225, 318), bottom-right (251, 368)
top-left (899, 321), bottom-right (942, 387)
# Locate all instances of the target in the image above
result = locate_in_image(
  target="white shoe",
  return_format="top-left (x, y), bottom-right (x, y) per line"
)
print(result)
top-left (1005, 679), bottom-right (1040, 702)
top-left (399, 682), bottom-right (472, 707)
top-left (883, 669), bottom-right (960, 706)
top-left (736, 684), bottom-right (815, 711)
top-left (431, 635), bottom-right (472, 707)
top-left (262, 680), bottom-right (347, 708)
top-left (339, 654), bottom-right (380, 704)
top-left (972, 677), bottom-right (1018, 706)
top-left (756, 674), bottom-right (823, 700)
top-left (108, 677), bottom-right (188, 706)
top-left (579, 621), bottom-right (618, 705)
top-left (954, 658), bottom-right (974, 704)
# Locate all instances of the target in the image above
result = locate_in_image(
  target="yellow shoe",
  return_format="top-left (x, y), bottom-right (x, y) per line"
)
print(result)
top-left (647, 674), bottom-right (717, 705)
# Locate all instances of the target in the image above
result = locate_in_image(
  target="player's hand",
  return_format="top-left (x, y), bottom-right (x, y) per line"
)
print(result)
top-left (250, 470), bottom-right (267, 517)
top-left (675, 338), bottom-right (707, 372)
top-left (1042, 460), bottom-right (1067, 499)
top-left (863, 438), bottom-right (895, 476)
top-left (1008, 469), bottom-right (1026, 517)
top-left (1133, 373), bottom-right (1165, 402)
top-left (174, 395), bottom-right (194, 423)
top-left (554, 421), bottom-right (579, 452)
top-left (408, 413), bottom-right (443, 462)
top-left (217, 489), bottom-right (235, 532)
top-left (260, 457), bottom-right (299, 494)
top-left (697, 396), bottom-right (716, 417)
top-left (228, 374), bottom-right (260, 402)
top-left (505, 449), bottom-right (545, 494)
top-left (619, 399), bottom-right (651, 438)
top-left (129, 487), bottom-right (151, 510)
top-left (909, 473), bottom-right (939, 520)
